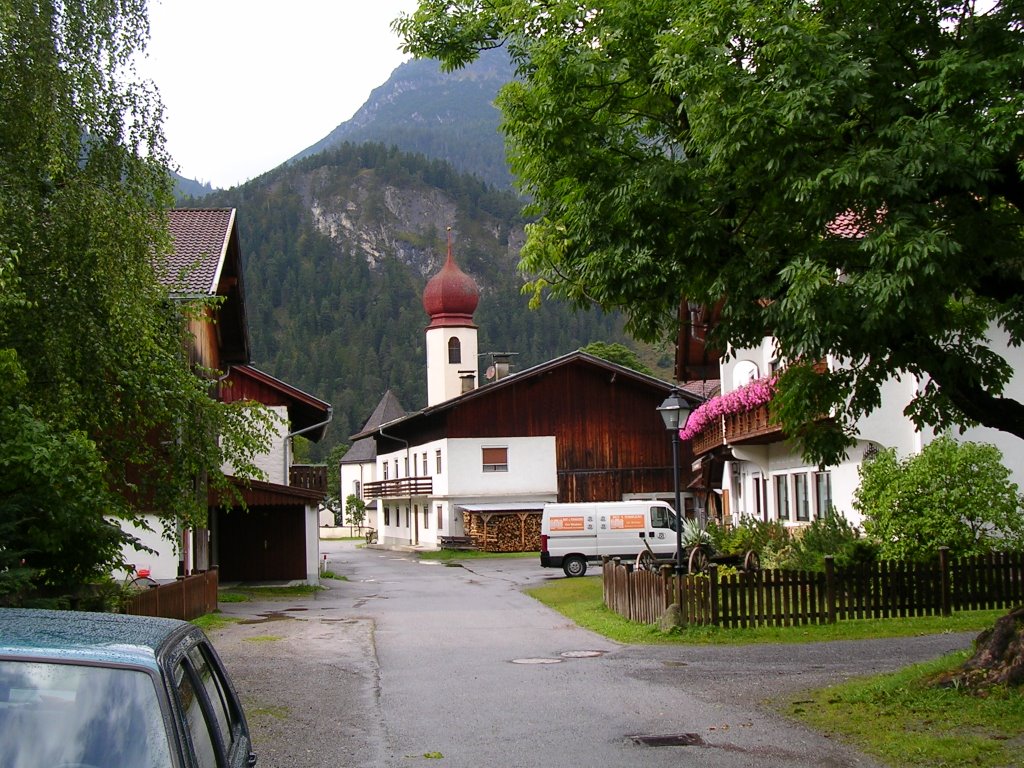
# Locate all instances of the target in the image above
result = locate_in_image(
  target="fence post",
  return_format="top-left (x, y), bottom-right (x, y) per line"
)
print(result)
top-left (824, 555), bottom-right (837, 624)
top-left (709, 564), bottom-right (719, 627)
top-left (939, 547), bottom-right (951, 617)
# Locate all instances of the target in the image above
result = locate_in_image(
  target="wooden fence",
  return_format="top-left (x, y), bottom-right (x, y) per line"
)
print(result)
top-left (122, 568), bottom-right (219, 622)
top-left (602, 549), bottom-right (1024, 627)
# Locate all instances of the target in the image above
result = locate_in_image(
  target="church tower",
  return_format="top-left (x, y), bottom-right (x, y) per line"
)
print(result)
top-left (423, 229), bottom-right (479, 406)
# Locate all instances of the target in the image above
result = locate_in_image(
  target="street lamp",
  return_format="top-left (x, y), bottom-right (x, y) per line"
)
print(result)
top-left (658, 389), bottom-right (691, 575)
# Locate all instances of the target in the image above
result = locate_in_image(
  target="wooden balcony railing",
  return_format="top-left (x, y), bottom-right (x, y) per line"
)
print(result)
top-left (724, 402), bottom-right (782, 444)
top-left (290, 464), bottom-right (327, 493)
top-left (363, 477), bottom-right (433, 500)
top-left (691, 417), bottom-right (725, 456)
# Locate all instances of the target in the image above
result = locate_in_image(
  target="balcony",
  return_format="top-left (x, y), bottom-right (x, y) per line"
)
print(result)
top-left (289, 464), bottom-right (327, 493)
top-left (724, 402), bottom-right (782, 445)
top-left (692, 417), bottom-right (725, 455)
top-left (363, 476), bottom-right (433, 500)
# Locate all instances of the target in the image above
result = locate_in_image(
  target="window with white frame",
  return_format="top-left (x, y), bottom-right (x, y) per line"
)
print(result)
top-left (482, 446), bottom-right (508, 472)
top-left (384, 507), bottom-right (390, 526)
top-left (794, 473), bottom-right (810, 521)
top-left (422, 452), bottom-right (428, 476)
top-left (815, 471), bottom-right (832, 518)
top-left (436, 505), bottom-right (442, 529)
top-left (382, 462), bottom-right (388, 480)
top-left (774, 475), bottom-right (790, 521)
top-left (448, 337), bottom-right (461, 363)
top-left (353, 480), bottom-right (361, 499)
top-left (435, 449), bottom-right (442, 474)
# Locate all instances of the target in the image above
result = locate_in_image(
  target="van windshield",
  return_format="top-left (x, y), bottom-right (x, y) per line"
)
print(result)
top-left (0, 660), bottom-right (173, 768)
top-left (650, 506), bottom-right (678, 531)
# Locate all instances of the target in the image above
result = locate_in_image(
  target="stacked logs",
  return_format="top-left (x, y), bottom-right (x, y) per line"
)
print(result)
top-left (464, 511), bottom-right (542, 552)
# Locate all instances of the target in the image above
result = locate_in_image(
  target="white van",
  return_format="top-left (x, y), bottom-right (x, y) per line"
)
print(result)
top-left (539, 501), bottom-right (679, 577)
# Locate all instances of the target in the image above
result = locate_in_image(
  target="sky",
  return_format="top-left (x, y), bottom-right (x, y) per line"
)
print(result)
top-left (139, 0), bottom-right (421, 189)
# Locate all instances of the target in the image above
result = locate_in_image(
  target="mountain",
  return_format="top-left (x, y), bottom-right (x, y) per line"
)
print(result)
top-left (199, 144), bottom-right (672, 461)
top-left (293, 49), bottom-right (515, 191)
top-left (172, 171), bottom-right (217, 200)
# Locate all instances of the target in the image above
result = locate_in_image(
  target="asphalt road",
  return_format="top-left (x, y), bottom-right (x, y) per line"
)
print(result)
top-left (209, 541), bottom-right (976, 768)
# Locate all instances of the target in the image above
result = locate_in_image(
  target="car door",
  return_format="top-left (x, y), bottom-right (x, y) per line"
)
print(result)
top-left (172, 639), bottom-right (257, 768)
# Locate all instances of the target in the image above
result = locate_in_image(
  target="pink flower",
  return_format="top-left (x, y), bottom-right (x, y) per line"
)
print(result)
top-left (679, 375), bottom-right (777, 441)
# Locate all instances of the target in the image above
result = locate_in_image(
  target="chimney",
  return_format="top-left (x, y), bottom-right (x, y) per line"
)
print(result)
top-left (460, 371), bottom-right (476, 393)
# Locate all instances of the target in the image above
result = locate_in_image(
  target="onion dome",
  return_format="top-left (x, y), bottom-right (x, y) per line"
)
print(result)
top-left (423, 229), bottom-right (479, 328)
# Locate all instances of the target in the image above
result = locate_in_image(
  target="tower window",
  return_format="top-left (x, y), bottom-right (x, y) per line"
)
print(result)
top-left (448, 337), bottom-right (461, 364)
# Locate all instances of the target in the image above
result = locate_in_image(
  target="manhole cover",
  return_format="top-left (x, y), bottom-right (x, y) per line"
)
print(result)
top-left (629, 733), bottom-right (705, 747)
top-left (511, 658), bottom-right (563, 665)
top-left (560, 650), bottom-right (606, 658)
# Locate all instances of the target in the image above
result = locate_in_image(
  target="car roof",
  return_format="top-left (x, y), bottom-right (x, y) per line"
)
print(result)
top-left (0, 608), bottom-right (195, 672)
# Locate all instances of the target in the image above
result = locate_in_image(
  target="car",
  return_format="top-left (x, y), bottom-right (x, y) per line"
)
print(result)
top-left (0, 607), bottom-right (257, 768)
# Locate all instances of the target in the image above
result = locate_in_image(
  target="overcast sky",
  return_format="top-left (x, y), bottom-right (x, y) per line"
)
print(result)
top-left (139, 0), bottom-right (421, 189)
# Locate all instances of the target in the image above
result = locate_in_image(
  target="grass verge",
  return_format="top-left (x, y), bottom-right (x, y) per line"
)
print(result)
top-left (418, 549), bottom-right (535, 562)
top-left (781, 653), bottom-right (1024, 767)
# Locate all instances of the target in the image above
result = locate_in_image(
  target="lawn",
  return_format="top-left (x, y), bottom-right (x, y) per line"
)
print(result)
top-left (527, 574), bottom-right (1024, 768)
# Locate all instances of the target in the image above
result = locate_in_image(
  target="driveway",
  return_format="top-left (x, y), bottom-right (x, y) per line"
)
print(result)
top-left (208, 541), bottom-right (976, 768)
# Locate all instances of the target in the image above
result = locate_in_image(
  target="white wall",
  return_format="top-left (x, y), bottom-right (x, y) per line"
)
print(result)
top-left (374, 436), bottom-right (558, 547)
top-left (425, 325), bottom-right (479, 406)
top-left (115, 515), bottom-right (181, 582)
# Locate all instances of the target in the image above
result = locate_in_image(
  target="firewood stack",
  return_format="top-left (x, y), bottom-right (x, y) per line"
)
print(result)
top-left (464, 511), bottom-right (542, 552)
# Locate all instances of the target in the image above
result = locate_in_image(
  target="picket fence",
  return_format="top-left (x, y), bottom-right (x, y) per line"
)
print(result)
top-left (602, 549), bottom-right (1024, 627)
top-left (122, 568), bottom-right (219, 622)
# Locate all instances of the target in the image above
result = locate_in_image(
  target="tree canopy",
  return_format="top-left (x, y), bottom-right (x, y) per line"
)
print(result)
top-left (0, 0), bottom-right (271, 604)
top-left (396, 0), bottom-right (1024, 464)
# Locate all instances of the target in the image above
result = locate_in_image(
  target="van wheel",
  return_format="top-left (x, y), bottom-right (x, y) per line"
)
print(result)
top-left (562, 556), bottom-right (587, 577)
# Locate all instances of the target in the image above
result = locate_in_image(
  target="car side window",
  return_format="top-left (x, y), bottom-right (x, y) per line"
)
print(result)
top-left (187, 645), bottom-right (235, 751)
top-left (175, 660), bottom-right (221, 768)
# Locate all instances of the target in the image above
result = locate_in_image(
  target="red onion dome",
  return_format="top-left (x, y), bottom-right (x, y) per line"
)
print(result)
top-left (423, 239), bottom-right (478, 327)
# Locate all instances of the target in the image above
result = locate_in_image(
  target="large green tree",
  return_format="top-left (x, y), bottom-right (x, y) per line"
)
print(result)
top-left (0, 0), bottom-right (271, 603)
top-left (396, 0), bottom-right (1024, 464)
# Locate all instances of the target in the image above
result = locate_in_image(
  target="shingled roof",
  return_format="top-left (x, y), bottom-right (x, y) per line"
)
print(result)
top-left (161, 208), bottom-right (237, 295)
top-left (160, 208), bottom-right (250, 365)
top-left (342, 390), bottom-right (407, 464)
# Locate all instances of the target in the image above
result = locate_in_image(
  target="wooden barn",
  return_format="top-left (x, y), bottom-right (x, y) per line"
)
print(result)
top-left (356, 351), bottom-right (703, 551)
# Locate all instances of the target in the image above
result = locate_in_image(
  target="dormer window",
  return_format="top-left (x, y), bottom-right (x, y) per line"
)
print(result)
top-left (448, 337), bottom-right (461, 364)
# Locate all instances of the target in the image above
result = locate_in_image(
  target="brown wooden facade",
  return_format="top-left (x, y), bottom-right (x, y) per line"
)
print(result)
top-left (359, 352), bottom-right (701, 505)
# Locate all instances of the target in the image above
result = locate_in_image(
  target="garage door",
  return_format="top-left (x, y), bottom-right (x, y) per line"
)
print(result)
top-left (216, 505), bottom-right (306, 581)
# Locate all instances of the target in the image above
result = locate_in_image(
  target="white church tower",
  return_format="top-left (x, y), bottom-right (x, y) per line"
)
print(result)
top-left (423, 229), bottom-right (480, 406)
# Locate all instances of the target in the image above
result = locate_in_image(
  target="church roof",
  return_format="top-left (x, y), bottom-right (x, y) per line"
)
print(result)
top-left (342, 390), bottom-right (406, 463)
top-left (422, 230), bottom-right (478, 328)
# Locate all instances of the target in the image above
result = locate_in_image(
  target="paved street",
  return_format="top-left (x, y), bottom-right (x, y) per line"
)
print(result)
top-left (210, 540), bottom-right (975, 768)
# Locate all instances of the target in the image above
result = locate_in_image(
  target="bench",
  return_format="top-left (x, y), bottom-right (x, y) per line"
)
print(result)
top-left (439, 536), bottom-right (477, 550)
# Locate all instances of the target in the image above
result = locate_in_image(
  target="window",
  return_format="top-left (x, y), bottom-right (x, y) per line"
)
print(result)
top-left (404, 456), bottom-right (409, 476)
top-left (435, 449), bottom-right (442, 474)
top-left (436, 504), bottom-right (442, 529)
top-left (422, 452), bottom-right (428, 476)
top-left (794, 473), bottom-right (810, 521)
top-left (650, 506), bottom-right (677, 531)
top-left (384, 507), bottom-right (390, 526)
top-left (774, 475), bottom-right (790, 521)
top-left (815, 472), bottom-right (832, 518)
top-left (353, 480), bottom-right (360, 499)
top-left (421, 505), bottom-right (429, 529)
top-left (482, 446), bottom-right (508, 472)
top-left (382, 462), bottom-right (388, 480)
top-left (394, 459), bottom-right (399, 478)
top-left (175, 662), bottom-right (218, 768)
top-left (448, 337), bottom-right (461, 363)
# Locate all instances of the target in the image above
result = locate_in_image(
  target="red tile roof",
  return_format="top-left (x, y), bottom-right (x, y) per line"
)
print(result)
top-left (160, 208), bottom-right (236, 295)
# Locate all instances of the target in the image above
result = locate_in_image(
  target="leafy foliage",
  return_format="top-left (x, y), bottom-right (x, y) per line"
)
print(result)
top-left (707, 514), bottom-right (873, 571)
top-left (581, 342), bottom-right (652, 375)
top-left (0, 0), bottom-right (272, 603)
top-left (397, 0), bottom-right (1024, 465)
top-left (854, 436), bottom-right (1024, 562)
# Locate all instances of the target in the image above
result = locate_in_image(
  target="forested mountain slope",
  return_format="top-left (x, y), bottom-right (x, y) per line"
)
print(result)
top-left (198, 144), bottom-right (667, 459)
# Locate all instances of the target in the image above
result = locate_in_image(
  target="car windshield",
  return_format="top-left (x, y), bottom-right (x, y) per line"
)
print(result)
top-left (0, 659), bottom-right (173, 768)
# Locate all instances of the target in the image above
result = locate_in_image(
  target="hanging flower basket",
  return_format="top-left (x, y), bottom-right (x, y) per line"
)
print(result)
top-left (680, 375), bottom-right (777, 442)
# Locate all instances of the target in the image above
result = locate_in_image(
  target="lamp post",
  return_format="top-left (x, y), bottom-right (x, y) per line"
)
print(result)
top-left (658, 389), bottom-right (691, 575)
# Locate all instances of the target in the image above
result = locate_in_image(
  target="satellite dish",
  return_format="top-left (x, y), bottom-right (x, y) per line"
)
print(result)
top-left (485, 366), bottom-right (496, 380)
